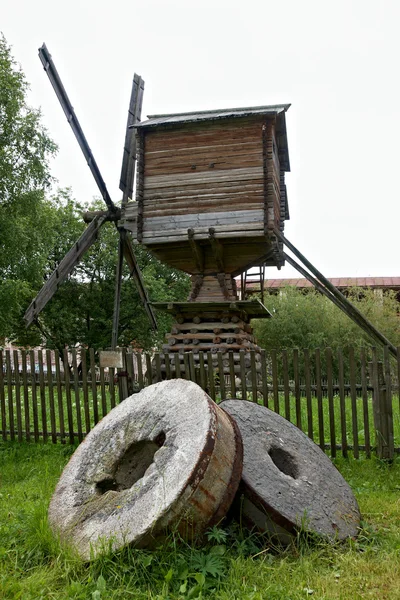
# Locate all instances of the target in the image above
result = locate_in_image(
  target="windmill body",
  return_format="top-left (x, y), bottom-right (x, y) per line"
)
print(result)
top-left (122, 106), bottom-right (291, 369)
top-left (127, 106), bottom-right (290, 281)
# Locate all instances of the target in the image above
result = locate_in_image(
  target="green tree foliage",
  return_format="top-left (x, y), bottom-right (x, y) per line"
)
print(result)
top-left (0, 188), bottom-right (86, 346)
top-left (0, 34), bottom-right (57, 343)
top-left (254, 286), bottom-right (400, 352)
top-left (0, 34), bottom-right (56, 205)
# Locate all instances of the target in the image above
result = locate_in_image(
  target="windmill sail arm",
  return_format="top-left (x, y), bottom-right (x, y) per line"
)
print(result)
top-left (123, 234), bottom-right (158, 330)
top-left (119, 74), bottom-right (144, 204)
top-left (38, 44), bottom-right (116, 213)
top-left (25, 215), bottom-right (107, 327)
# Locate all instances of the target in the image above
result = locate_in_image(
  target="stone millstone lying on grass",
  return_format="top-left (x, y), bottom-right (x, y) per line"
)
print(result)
top-left (49, 379), bottom-right (243, 560)
top-left (220, 400), bottom-right (360, 542)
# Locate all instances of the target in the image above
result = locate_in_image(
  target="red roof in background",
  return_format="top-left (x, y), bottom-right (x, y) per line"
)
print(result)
top-left (244, 277), bottom-right (400, 290)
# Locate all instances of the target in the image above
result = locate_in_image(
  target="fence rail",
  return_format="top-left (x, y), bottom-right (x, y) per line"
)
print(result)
top-left (1, 346), bottom-right (399, 459)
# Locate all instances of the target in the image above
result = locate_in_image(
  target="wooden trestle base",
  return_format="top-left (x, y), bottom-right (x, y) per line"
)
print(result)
top-left (152, 300), bottom-right (271, 375)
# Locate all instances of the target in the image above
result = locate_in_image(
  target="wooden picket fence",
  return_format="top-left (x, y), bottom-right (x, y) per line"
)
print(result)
top-left (0, 346), bottom-right (399, 459)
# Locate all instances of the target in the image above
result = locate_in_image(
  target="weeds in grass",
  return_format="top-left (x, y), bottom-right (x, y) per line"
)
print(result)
top-left (1, 443), bottom-right (400, 598)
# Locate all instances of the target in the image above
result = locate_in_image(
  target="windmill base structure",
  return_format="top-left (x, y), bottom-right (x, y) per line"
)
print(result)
top-left (25, 46), bottom-right (397, 363)
top-left (152, 300), bottom-right (268, 376)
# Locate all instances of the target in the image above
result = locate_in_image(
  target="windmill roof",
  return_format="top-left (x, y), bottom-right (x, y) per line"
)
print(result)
top-left (135, 104), bottom-right (290, 127)
top-left (135, 104), bottom-right (291, 171)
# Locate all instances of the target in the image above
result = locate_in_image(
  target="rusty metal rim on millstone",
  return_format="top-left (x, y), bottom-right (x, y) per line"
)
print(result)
top-left (49, 380), bottom-right (243, 560)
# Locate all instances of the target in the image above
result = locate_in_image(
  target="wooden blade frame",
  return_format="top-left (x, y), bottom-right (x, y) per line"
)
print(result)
top-left (39, 44), bottom-right (117, 214)
top-left (120, 74), bottom-right (144, 204)
top-left (25, 215), bottom-right (108, 326)
top-left (112, 74), bottom-right (157, 346)
top-left (28, 46), bottom-right (157, 339)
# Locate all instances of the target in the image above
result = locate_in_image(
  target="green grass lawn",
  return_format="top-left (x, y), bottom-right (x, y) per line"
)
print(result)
top-left (1, 442), bottom-right (400, 599)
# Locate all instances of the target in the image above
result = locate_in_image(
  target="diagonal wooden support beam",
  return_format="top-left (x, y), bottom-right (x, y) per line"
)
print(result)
top-left (216, 273), bottom-right (230, 300)
top-left (189, 274), bottom-right (204, 301)
top-left (208, 228), bottom-right (224, 272)
top-left (123, 233), bottom-right (158, 331)
top-left (275, 230), bottom-right (398, 359)
top-left (187, 229), bottom-right (204, 273)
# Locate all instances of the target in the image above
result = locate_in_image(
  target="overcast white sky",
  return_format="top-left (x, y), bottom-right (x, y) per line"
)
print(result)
top-left (2, 0), bottom-right (400, 279)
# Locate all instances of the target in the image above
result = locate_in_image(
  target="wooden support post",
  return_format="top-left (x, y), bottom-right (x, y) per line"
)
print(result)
top-left (118, 348), bottom-right (129, 401)
top-left (259, 265), bottom-right (265, 305)
top-left (125, 352), bottom-right (135, 396)
top-left (187, 228), bottom-right (204, 272)
top-left (397, 346), bottom-right (400, 417)
top-left (208, 228), bottom-right (224, 272)
top-left (123, 234), bottom-right (158, 330)
top-left (111, 234), bottom-right (125, 349)
top-left (0, 351), bottom-right (6, 441)
top-left (383, 346), bottom-right (394, 457)
top-left (217, 273), bottom-right (230, 299)
top-left (370, 358), bottom-right (394, 460)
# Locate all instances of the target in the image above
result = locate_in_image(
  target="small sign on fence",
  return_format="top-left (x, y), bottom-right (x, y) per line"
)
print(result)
top-left (99, 350), bottom-right (124, 369)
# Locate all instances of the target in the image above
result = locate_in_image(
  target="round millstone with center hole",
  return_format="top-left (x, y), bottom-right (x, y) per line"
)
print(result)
top-left (49, 379), bottom-right (242, 560)
top-left (220, 399), bottom-right (360, 542)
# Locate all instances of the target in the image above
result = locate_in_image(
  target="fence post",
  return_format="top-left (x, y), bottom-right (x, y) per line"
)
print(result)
top-left (369, 359), bottom-right (394, 460)
top-left (119, 348), bottom-right (130, 401)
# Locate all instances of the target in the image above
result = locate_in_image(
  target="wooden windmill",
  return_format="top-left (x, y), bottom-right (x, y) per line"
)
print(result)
top-left (24, 44), bottom-right (290, 369)
top-left (26, 45), bottom-right (397, 369)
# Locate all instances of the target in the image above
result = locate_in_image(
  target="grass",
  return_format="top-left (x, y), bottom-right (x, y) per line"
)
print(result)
top-left (1, 442), bottom-right (400, 599)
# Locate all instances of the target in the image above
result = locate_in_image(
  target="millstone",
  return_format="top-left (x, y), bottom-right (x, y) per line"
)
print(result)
top-left (220, 400), bottom-right (360, 542)
top-left (49, 379), bottom-right (242, 560)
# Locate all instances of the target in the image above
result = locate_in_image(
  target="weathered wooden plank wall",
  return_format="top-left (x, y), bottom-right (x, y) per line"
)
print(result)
top-left (128, 116), bottom-right (287, 275)
top-left (136, 119), bottom-right (267, 245)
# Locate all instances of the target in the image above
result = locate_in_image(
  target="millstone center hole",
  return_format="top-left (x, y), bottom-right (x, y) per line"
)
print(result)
top-left (96, 432), bottom-right (166, 494)
top-left (268, 446), bottom-right (298, 479)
